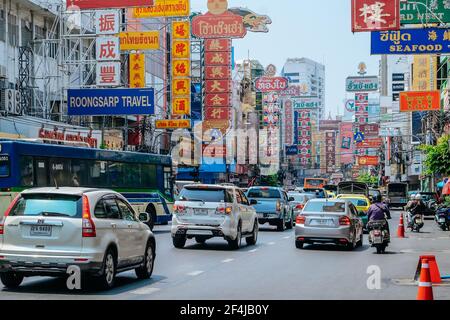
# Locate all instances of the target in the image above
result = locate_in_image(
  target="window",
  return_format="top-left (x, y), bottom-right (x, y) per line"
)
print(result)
top-left (0, 155), bottom-right (10, 177)
top-left (89, 161), bottom-right (108, 187)
top-left (7, 14), bottom-right (18, 47)
top-left (49, 158), bottom-right (72, 187)
top-left (20, 156), bottom-right (33, 186)
top-left (141, 163), bottom-right (157, 189)
top-left (247, 188), bottom-right (281, 199)
top-left (178, 187), bottom-right (232, 203)
top-left (104, 198), bottom-right (121, 219)
top-left (304, 201), bottom-right (346, 213)
top-left (94, 200), bottom-right (107, 219)
top-left (163, 166), bottom-right (172, 197)
top-left (235, 190), bottom-right (243, 204)
top-left (0, 10), bottom-right (6, 42)
top-left (11, 194), bottom-right (82, 218)
top-left (117, 199), bottom-right (136, 222)
top-left (239, 190), bottom-right (249, 205)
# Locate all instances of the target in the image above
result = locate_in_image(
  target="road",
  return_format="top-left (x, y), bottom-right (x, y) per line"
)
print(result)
top-left (1, 210), bottom-right (449, 300)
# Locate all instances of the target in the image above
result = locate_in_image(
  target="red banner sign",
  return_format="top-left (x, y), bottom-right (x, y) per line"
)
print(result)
top-left (357, 156), bottom-right (379, 166)
top-left (205, 80), bottom-right (232, 93)
top-left (205, 52), bottom-right (231, 66)
top-left (205, 66), bottom-right (231, 80)
top-left (357, 138), bottom-right (383, 149)
top-left (192, 12), bottom-right (246, 38)
top-left (399, 91), bottom-right (441, 112)
top-left (205, 107), bottom-right (231, 120)
top-left (255, 77), bottom-right (289, 92)
top-left (205, 38), bottom-right (232, 51)
top-left (351, 0), bottom-right (400, 32)
top-left (205, 93), bottom-right (231, 107)
top-left (67, 0), bottom-right (153, 9)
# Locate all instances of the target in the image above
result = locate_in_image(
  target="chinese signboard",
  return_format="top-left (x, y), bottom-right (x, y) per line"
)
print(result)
top-left (351, 0), bottom-right (400, 32)
top-left (255, 77), bottom-right (289, 92)
top-left (399, 91), bottom-right (441, 112)
top-left (133, 0), bottom-right (190, 18)
top-left (95, 10), bottom-right (120, 35)
top-left (97, 62), bottom-right (121, 86)
top-left (295, 109), bottom-right (312, 165)
top-left (340, 122), bottom-right (355, 165)
top-left (325, 131), bottom-right (336, 173)
top-left (119, 31), bottom-right (160, 51)
top-left (284, 99), bottom-right (293, 146)
top-left (400, 0), bottom-right (450, 25)
top-left (129, 53), bottom-right (145, 88)
top-left (371, 29), bottom-right (450, 55)
top-left (357, 156), bottom-right (379, 166)
top-left (67, 88), bottom-right (155, 116)
top-left (155, 119), bottom-right (191, 129)
top-left (292, 97), bottom-right (320, 110)
top-left (412, 55), bottom-right (437, 91)
top-left (67, 0), bottom-right (154, 9)
top-left (205, 107), bottom-right (231, 121)
top-left (96, 37), bottom-right (120, 61)
top-left (346, 76), bottom-right (379, 92)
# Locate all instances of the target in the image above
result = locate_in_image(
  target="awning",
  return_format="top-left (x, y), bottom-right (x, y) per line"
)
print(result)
top-left (443, 181), bottom-right (450, 195)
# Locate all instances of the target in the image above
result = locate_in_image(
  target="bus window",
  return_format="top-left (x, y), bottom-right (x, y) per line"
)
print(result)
top-left (49, 158), bottom-right (72, 187)
top-left (141, 164), bottom-right (157, 189)
top-left (35, 158), bottom-right (49, 187)
top-left (0, 155), bottom-right (10, 177)
top-left (19, 156), bottom-right (34, 187)
top-left (163, 167), bottom-right (172, 197)
top-left (89, 161), bottom-right (108, 187)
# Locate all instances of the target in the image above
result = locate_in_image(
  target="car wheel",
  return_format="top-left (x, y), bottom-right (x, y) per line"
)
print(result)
top-left (195, 237), bottom-right (207, 244)
top-left (376, 246), bottom-right (382, 254)
top-left (97, 249), bottom-right (116, 290)
top-left (146, 207), bottom-right (156, 231)
top-left (135, 241), bottom-right (155, 280)
top-left (0, 272), bottom-right (24, 289)
top-left (295, 241), bottom-right (304, 249)
top-left (358, 232), bottom-right (363, 247)
top-left (277, 216), bottom-right (286, 232)
top-left (172, 235), bottom-right (186, 249)
top-left (228, 223), bottom-right (242, 250)
top-left (246, 221), bottom-right (258, 246)
top-left (285, 214), bottom-right (293, 230)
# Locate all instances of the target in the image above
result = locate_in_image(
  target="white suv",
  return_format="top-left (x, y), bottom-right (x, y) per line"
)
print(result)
top-left (0, 187), bottom-right (155, 289)
top-left (171, 184), bottom-right (258, 249)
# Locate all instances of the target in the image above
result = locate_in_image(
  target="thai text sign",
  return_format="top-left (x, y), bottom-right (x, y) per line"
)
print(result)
top-left (119, 31), bottom-right (160, 51)
top-left (285, 145), bottom-right (298, 156)
top-left (371, 29), bottom-right (450, 55)
top-left (155, 119), bottom-right (191, 129)
top-left (356, 138), bottom-right (383, 149)
top-left (68, 89), bottom-right (154, 116)
top-left (400, 0), bottom-right (450, 25)
top-left (399, 91), bottom-right (441, 112)
top-left (255, 77), bottom-right (289, 92)
top-left (293, 98), bottom-right (320, 109)
top-left (346, 76), bottom-right (379, 92)
top-left (133, 0), bottom-right (190, 18)
top-left (192, 13), bottom-right (246, 38)
top-left (357, 156), bottom-right (379, 166)
top-left (351, 0), bottom-right (400, 32)
top-left (67, 0), bottom-right (154, 9)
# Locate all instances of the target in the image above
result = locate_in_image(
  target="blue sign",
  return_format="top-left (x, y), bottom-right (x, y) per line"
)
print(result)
top-left (354, 132), bottom-right (365, 143)
top-left (285, 145), bottom-right (298, 156)
top-left (68, 88), bottom-right (155, 116)
top-left (371, 29), bottom-right (450, 55)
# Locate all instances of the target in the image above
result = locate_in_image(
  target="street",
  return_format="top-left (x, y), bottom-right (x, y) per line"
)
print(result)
top-left (1, 210), bottom-right (449, 300)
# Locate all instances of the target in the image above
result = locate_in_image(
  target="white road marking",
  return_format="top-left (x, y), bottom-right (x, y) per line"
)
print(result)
top-left (222, 258), bottom-right (234, 263)
top-left (130, 287), bottom-right (160, 295)
top-left (283, 236), bottom-right (290, 239)
top-left (248, 249), bottom-right (258, 253)
top-left (187, 270), bottom-right (204, 276)
top-left (268, 242), bottom-right (276, 245)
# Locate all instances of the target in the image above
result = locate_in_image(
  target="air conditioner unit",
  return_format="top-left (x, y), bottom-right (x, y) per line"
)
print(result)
top-left (14, 90), bottom-right (21, 115)
top-left (4, 89), bottom-right (20, 115)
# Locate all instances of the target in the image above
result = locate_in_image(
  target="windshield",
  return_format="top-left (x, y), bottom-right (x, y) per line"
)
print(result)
top-left (11, 194), bottom-right (82, 218)
top-left (288, 193), bottom-right (307, 202)
top-left (247, 188), bottom-right (281, 199)
top-left (304, 201), bottom-right (346, 213)
top-left (178, 188), bottom-right (233, 203)
top-left (305, 179), bottom-right (325, 187)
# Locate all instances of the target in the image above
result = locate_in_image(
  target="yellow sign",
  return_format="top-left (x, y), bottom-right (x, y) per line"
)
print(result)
top-left (129, 53), bottom-right (145, 88)
top-left (412, 55), bottom-right (437, 91)
top-left (172, 21), bottom-right (190, 39)
top-left (172, 40), bottom-right (190, 59)
top-left (119, 31), bottom-right (160, 51)
top-left (133, 0), bottom-right (190, 18)
top-left (155, 119), bottom-right (191, 129)
top-left (172, 59), bottom-right (190, 77)
top-left (172, 97), bottom-right (191, 115)
top-left (172, 78), bottom-right (191, 96)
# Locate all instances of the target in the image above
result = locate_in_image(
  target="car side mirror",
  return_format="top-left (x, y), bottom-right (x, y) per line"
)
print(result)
top-left (288, 197), bottom-right (295, 202)
top-left (139, 212), bottom-right (150, 223)
top-left (250, 199), bottom-right (258, 205)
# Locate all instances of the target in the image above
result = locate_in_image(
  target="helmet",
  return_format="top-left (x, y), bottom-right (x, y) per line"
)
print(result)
top-left (373, 194), bottom-right (382, 203)
top-left (414, 194), bottom-right (422, 200)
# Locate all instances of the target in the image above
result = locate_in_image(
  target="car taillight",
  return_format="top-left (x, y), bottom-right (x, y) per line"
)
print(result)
top-left (295, 204), bottom-right (304, 210)
top-left (0, 194), bottom-right (20, 235)
top-left (339, 216), bottom-right (351, 226)
top-left (216, 206), bottom-right (232, 215)
top-left (82, 195), bottom-right (96, 238)
top-left (173, 204), bottom-right (186, 214)
top-left (296, 215), bottom-right (306, 224)
top-left (276, 201), bottom-right (281, 212)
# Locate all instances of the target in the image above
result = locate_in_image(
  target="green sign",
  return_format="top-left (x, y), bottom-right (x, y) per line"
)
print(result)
top-left (293, 98), bottom-right (320, 109)
top-left (400, 0), bottom-right (450, 24)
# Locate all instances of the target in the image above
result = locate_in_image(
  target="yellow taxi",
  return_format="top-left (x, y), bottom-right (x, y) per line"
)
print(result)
top-left (335, 194), bottom-right (371, 228)
top-left (325, 190), bottom-right (336, 199)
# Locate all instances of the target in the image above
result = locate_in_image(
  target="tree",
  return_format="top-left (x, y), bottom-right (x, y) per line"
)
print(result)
top-left (357, 173), bottom-right (378, 186)
top-left (419, 135), bottom-right (450, 176)
top-left (259, 175), bottom-right (279, 187)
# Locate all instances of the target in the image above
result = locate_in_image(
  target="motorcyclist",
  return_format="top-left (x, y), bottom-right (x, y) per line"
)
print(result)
top-left (405, 194), bottom-right (426, 227)
top-left (367, 194), bottom-right (391, 235)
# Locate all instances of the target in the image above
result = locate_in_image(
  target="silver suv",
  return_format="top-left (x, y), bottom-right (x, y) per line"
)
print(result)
top-left (171, 184), bottom-right (258, 249)
top-left (0, 187), bottom-right (155, 289)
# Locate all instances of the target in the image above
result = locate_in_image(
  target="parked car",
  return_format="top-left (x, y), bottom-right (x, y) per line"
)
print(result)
top-left (288, 192), bottom-right (315, 219)
top-left (295, 199), bottom-right (364, 250)
top-left (171, 184), bottom-right (258, 249)
top-left (246, 187), bottom-right (294, 231)
top-left (335, 194), bottom-right (370, 230)
top-left (0, 187), bottom-right (155, 289)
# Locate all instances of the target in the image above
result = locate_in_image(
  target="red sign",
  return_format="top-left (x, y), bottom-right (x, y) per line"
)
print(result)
top-left (351, 0), bottom-right (400, 32)
top-left (67, 0), bottom-right (153, 9)
top-left (205, 52), bottom-right (231, 66)
top-left (205, 80), bottom-right (232, 93)
top-left (399, 91), bottom-right (441, 112)
top-left (205, 107), bottom-right (231, 120)
top-left (192, 12), bottom-right (246, 38)
top-left (205, 93), bottom-right (231, 107)
top-left (38, 126), bottom-right (98, 148)
top-left (255, 77), bottom-right (289, 92)
top-left (358, 123), bottom-right (380, 136)
top-left (357, 156), bottom-right (379, 166)
top-left (357, 138), bottom-right (383, 149)
top-left (205, 38), bottom-right (232, 51)
top-left (205, 66), bottom-right (231, 80)
top-left (202, 144), bottom-right (226, 158)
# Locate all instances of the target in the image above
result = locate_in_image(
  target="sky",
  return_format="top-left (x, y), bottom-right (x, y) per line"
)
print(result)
top-left (191, 0), bottom-right (380, 117)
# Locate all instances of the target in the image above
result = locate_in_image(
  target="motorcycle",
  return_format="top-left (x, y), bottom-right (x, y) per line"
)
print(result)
top-left (435, 207), bottom-right (450, 231)
top-left (407, 211), bottom-right (424, 232)
top-left (367, 220), bottom-right (390, 254)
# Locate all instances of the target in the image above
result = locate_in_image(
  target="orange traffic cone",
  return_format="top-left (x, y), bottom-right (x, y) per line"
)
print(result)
top-left (397, 213), bottom-right (405, 238)
top-left (417, 258), bottom-right (434, 300)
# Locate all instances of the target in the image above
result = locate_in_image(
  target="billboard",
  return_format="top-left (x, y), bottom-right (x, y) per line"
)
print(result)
top-left (399, 91), bottom-right (441, 112)
top-left (67, 88), bottom-right (155, 116)
top-left (133, 0), bottom-right (190, 18)
top-left (192, 12), bottom-right (246, 39)
top-left (292, 97), bottom-right (321, 109)
top-left (412, 55), bottom-right (437, 91)
top-left (67, 0), bottom-right (154, 9)
top-left (371, 29), bottom-right (450, 55)
top-left (155, 119), bottom-right (191, 129)
top-left (351, 0), bottom-right (400, 32)
top-left (346, 76), bottom-right (379, 92)
top-left (255, 77), bottom-right (289, 92)
top-left (357, 156), bottom-right (379, 166)
top-left (119, 31), bottom-right (160, 50)
top-left (400, 0), bottom-right (450, 24)
top-left (340, 122), bottom-right (354, 165)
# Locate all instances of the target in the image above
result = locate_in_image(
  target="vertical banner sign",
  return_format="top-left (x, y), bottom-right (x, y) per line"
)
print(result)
top-left (325, 131), bottom-right (336, 173)
top-left (351, 0), bottom-right (400, 32)
top-left (296, 109), bottom-right (312, 166)
top-left (284, 99), bottom-right (294, 147)
top-left (95, 10), bottom-right (120, 35)
top-left (171, 20), bottom-right (191, 116)
top-left (129, 53), bottom-right (145, 88)
top-left (97, 62), bottom-right (121, 87)
top-left (354, 93), bottom-right (369, 125)
top-left (412, 55), bottom-right (437, 91)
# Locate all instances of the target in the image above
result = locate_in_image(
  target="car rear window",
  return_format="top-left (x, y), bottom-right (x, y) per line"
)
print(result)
top-left (346, 198), bottom-right (368, 207)
top-left (304, 201), bottom-right (346, 213)
top-left (288, 194), bottom-right (306, 202)
top-left (10, 194), bottom-right (82, 218)
top-left (247, 188), bottom-right (281, 199)
top-left (178, 188), bottom-right (233, 203)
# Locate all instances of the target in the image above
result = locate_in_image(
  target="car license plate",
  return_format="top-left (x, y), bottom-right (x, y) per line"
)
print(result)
top-left (311, 219), bottom-right (334, 226)
top-left (439, 218), bottom-right (446, 223)
top-left (187, 230), bottom-right (212, 236)
top-left (195, 209), bottom-right (209, 215)
top-left (30, 225), bottom-right (52, 237)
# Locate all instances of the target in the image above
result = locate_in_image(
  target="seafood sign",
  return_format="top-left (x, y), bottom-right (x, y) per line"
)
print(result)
top-left (119, 31), bottom-right (160, 51)
top-left (192, 12), bottom-right (246, 39)
top-left (255, 77), bottom-right (289, 92)
top-left (371, 28), bottom-right (450, 55)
